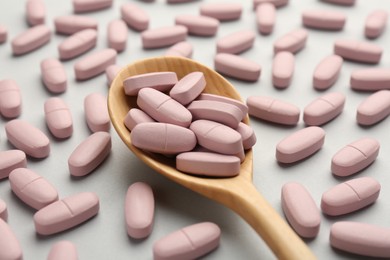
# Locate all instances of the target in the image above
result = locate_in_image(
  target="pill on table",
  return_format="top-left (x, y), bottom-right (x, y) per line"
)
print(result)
top-left (334, 39), bottom-right (383, 64)
top-left (137, 88), bottom-right (192, 127)
top-left (121, 3), bottom-right (149, 31)
top-left (0, 150), bottom-right (27, 180)
top-left (84, 93), bottom-right (110, 132)
top-left (321, 177), bottom-right (380, 216)
top-left (247, 96), bottom-right (300, 125)
top-left (107, 19), bottom-right (127, 52)
top-left (272, 51), bottom-right (294, 88)
top-left (302, 10), bottom-right (346, 30)
top-left (253, 0), bottom-right (289, 9)
top-left (58, 29), bottom-right (97, 60)
top-left (357, 90), bottom-right (390, 125)
top-left (125, 182), bottom-right (154, 239)
top-left (40, 58), bottom-right (67, 94)
top-left (256, 3), bottom-right (276, 35)
top-left (190, 120), bottom-right (243, 155)
top-left (74, 48), bottom-right (116, 80)
top-left (365, 10), bottom-right (388, 39)
top-left (0, 79), bottom-right (22, 118)
top-left (214, 53), bottom-right (261, 82)
top-left (105, 64), bottom-right (122, 86)
top-left (236, 122), bottom-right (257, 150)
top-left (68, 132), bottom-right (111, 177)
top-left (9, 168), bottom-right (58, 210)
top-left (216, 30), bottom-right (255, 54)
top-left (331, 137), bottom-right (379, 177)
top-left (200, 2), bottom-right (242, 21)
top-left (350, 68), bottom-right (390, 91)
top-left (0, 25), bottom-right (7, 43)
top-left (124, 72), bottom-right (178, 96)
top-left (26, 0), bottom-right (45, 26)
top-left (276, 126), bottom-right (325, 163)
top-left (54, 15), bottom-right (98, 35)
top-left (44, 98), bottom-right (73, 139)
top-left (47, 241), bottom-right (78, 260)
top-left (124, 108), bottom-right (155, 131)
top-left (281, 182), bottom-right (320, 238)
top-left (165, 41), bottom-right (193, 58)
top-left (313, 55), bottom-right (343, 90)
top-left (34, 192), bottom-right (99, 235)
top-left (12, 25), bottom-right (51, 55)
top-left (0, 219), bottom-right (23, 260)
top-left (73, 0), bottom-right (112, 13)
top-left (141, 25), bottom-right (187, 49)
top-left (0, 199), bottom-right (7, 221)
top-left (303, 92), bottom-right (345, 126)
top-left (169, 72), bottom-right (206, 105)
top-left (153, 222), bottom-right (220, 260)
top-left (322, 0), bottom-right (355, 5)
top-left (175, 15), bottom-right (219, 36)
top-left (274, 28), bottom-right (308, 54)
top-left (197, 93), bottom-right (248, 116)
top-left (5, 120), bottom-right (50, 158)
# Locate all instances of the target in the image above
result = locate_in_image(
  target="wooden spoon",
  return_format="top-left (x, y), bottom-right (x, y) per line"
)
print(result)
top-left (108, 56), bottom-right (316, 259)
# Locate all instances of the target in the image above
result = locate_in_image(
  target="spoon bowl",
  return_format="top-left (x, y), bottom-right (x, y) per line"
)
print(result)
top-left (108, 56), bottom-right (315, 259)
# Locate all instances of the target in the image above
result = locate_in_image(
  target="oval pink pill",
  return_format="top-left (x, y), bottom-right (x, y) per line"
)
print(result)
top-left (214, 53), bottom-right (261, 82)
top-left (124, 72), bottom-right (178, 96)
top-left (44, 97), bottom-right (73, 139)
top-left (125, 182), bottom-right (154, 239)
top-left (0, 25), bottom-right (7, 43)
top-left (41, 58), bottom-right (67, 94)
top-left (153, 222), bottom-right (220, 260)
top-left (0, 150), bottom-right (27, 180)
top-left (121, 3), bottom-right (149, 31)
top-left (217, 30), bottom-right (255, 54)
top-left (165, 41), bottom-right (193, 58)
top-left (302, 10), bottom-right (346, 30)
top-left (0, 199), bottom-right (7, 221)
top-left (256, 3), bottom-right (276, 35)
top-left (357, 90), bottom-right (390, 125)
top-left (197, 93), bottom-right (248, 116)
top-left (0, 79), bottom-right (22, 118)
top-left (47, 241), bottom-right (78, 260)
top-left (141, 25), bottom-right (187, 49)
top-left (365, 10), bottom-right (388, 39)
top-left (74, 48), bottom-right (117, 80)
top-left (350, 68), bottom-right (390, 91)
top-left (73, 0), bottom-right (112, 13)
top-left (12, 24), bottom-right (51, 55)
top-left (105, 64), bottom-right (122, 86)
top-left (200, 2), bottom-right (242, 21)
top-left (54, 15), bottom-right (98, 35)
top-left (107, 19), bottom-right (127, 52)
top-left (68, 132), bottom-right (111, 177)
top-left (274, 28), bottom-right (308, 54)
top-left (124, 108), bottom-right (155, 131)
top-left (58, 29), bottom-right (97, 60)
top-left (313, 55), bottom-right (343, 90)
top-left (9, 168), bottom-right (58, 210)
top-left (34, 192), bottom-right (99, 235)
top-left (272, 51), bottom-right (294, 88)
top-left (26, 0), bottom-right (45, 26)
top-left (334, 39), bottom-right (383, 64)
top-left (236, 122), bottom-right (257, 150)
top-left (322, 0), bottom-right (355, 5)
top-left (84, 93), bottom-right (110, 132)
top-left (0, 219), bottom-right (23, 260)
top-left (169, 71), bottom-right (206, 105)
top-left (331, 137), bottom-right (379, 177)
top-left (175, 15), bottom-right (219, 36)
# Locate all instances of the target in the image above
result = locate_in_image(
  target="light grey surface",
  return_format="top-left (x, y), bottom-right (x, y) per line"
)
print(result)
top-left (1, 0), bottom-right (390, 259)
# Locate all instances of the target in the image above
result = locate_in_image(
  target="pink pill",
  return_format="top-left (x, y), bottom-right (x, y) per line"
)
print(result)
top-left (274, 28), bottom-right (308, 54)
top-left (272, 51), bottom-right (294, 88)
top-left (125, 182), bottom-right (155, 239)
top-left (68, 132), bottom-right (111, 177)
top-left (107, 19), bottom-right (127, 52)
top-left (214, 53), bottom-right (261, 82)
top-left (236, 122), bottom-right (257, 150)
top-left (0, 199), bottom-right (7, 221)
top-left (313, 55), bottom-right (343, 90)
top-left (124, 72), bottom-right (178, 96)
top-left (200, 2), bottom-right (242, 21)
top-left (357, 90), bottom-right (390, 125)
top-left (0, 150), bottom-right (27, 180)
top-left (247, 96), bottom-right (300, 125)
top-left (26, 0), bottom-right (45, 26)
top-left (302, 10), bottom-right (346, 30)
top-left (105, 64), bottom-right (122, 86)
top-left (54, 15), bottom-right (98, 35)
top-left (169, 72), bottom-right (206, 105)
top-left (322, 0), bottom-right (355, 5)
top-left (190, 120), bottom-right (243, 155)
top-left (12, 24), bottom-right (51, 55)
top-left (256, 3), bottom-right (276, 35)
top-left (9, 168), bottom-right (58, 210)
top-left (334, 39), bottom-right (383, 64)
top-left (0, 79), bottom-right (22, 118)
top-left (217, 30), bottom-right (255, 54)
top-left (40, 58), bottom-right (67, 94)
top-left (167, 0), bottom-right (197, 3)
top-left (124, 108), bottom-right (155, 131)
top-left (34, 192), bottom-right (99, 235)
top-left (0, 219), bottom-right (23, 260)
top-left (84, 93), bottom-right (110, 132)
top-left (74, 48), bottom-right (116, 80)
top-left (331, 137), bottom-right (379, 177)
top-left (276, 126), bottom-right (325, 163)
top-left (0, 25), bottom-right (7, 43)
top-left (165, 41), bottom-right (193, 58)
top-left (47, 241), bottom-right (78, 260)
top-left (365, 10), bottom-right (388, 39)
top-left (44, 98), bottom-right (73, 139)
top-left (175, 15), bottom-right (219, 36)
top-left (73, 0), bottom-right (112, 13)
top-left (253, 0), bottom-right (288, 9)
top-left (5, 120), bottom-right (50, 159)
top-left (141, 25), bottom-right (187, 49)
top-left (121, 3), bottom-right (149, 31)
top-left (197, 93), bottom-right (248, 116)
top-left (350, 68), bottom-right (390, 91)
top-left (153, 222), bottom-right (220, 260)
top-left (303, 92), bottom-right (345, 126)
top-left (330, 222), bottom-right (390, 258)
top-left (137, 88), bottom-right (192, 127)
top-left (177, 151), bottom-right (240, 177)
top-left (281, 182), bottom-right (321, 238)
top-left (58, 29), bottom-right (97, 60)
top-left (131, 122), bottom-right (196, 154)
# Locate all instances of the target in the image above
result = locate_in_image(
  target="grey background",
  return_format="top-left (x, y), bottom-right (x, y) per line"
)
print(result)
top-left (1, 0), bottom-right (390, 259)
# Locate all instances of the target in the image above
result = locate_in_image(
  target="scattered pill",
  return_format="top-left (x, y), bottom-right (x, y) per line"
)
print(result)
top-left (253, 0), bottom-right (289, 9)
top-left (121, 3), bottom-right (149, 31)
top-left (141, 25), bottom-right (187, 49)
top-left (54, 15), bottom-right (98, 35)
top-left (357, 90), bottom-right (390, 125)
top-left (302, 10), bottom-right (346, 30)
top-left (256, 3), bottom-right (276, 35)
top-left (322, 0), bottom-right (355, 6)
top-left (73, 0), bottom-right (112, 13)
top-left (107, 19), bottom-right (127, 52)
top-left (34, 192), bottom-right (99, 235)
top-left (236, 122), bottom-right (257, 150)
top-left (58, 29), bottom-right (97, 60)
top-left (0, 219), bottom-right (23, 260)
top-left (313, 55), bottom-right (343, 90)
top-left (125, 182), bottom-right (155, 239)
top-left (0, 25), bottom-right (7, 43)
top-left (350, 68), bottom-right (390, 91)
top-left (74, 48), bottom-right (116, 80)
top-left (0, 150), bottom-right (27, 180)
top-left (124, 72), bottom-right (178, 96)
top-left (0, 79), bottom-right (22, 118)
top-left (365, 10), bottom-right (388, 39)
top-left (124, 108), bottom-right (155, 131)
top-left (47, 241), bottom-right (78, 260)
top-left (216, 30), bottom-right (255, 54)
top-left (153, 222), bottom-right (220, 260)
top-left (84, 93), bottom-right (110, 132)
top-left (0, 199), bottom-right (7, 221)
top-left (105, 64), bottom-right (122, 86)
top-left (68, 132), bottom-right (111, 177)
top-left (272, 51), bottom-right (294, 88)
top-left (214, 53), bottom-right (261, 82)
top-left (334, 39), bottom-right (383, 64)
top-left (12, 24), bottom-right (51, 55)
top-left (331, 137), bottom-right (380, 177)
top-left (197, 93), bottom-right (248, 116)
top-left (26, 0), bottom-right (45, 26)
top-left (200, 2), bottom-right (242, 21)
top-left (40, 58), bottom-right (67, 94)
top-left (44, 98), bottom-right (73, 139)
top-left (274, 28), bottom-right (308, 54)
top-left (164, 41), bottom-right (193, 58)
top-left (175, 15), bottom-right (219, 36)
top-left (169, 71), bottom-right (206, 105)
